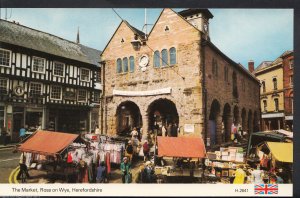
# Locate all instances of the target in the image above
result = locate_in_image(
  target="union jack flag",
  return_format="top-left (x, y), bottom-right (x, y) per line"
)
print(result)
top-left (255, 184), bottom-right (278, 194)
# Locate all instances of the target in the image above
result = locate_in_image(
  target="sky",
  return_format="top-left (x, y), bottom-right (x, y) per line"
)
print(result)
top-left (0, 8), bottom-right (293, 68)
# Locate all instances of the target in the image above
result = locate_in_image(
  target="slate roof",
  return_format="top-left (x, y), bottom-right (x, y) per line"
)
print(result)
top-left (0, 19), bottom-right (101, 67)
top-left (254, 50), bottom-right (293, 73)
top-left (124, 20), bottom-right (146, 39)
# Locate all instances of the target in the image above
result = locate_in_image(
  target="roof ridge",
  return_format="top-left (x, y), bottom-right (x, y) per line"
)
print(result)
top-left (0, 19), bottom-right (97, 51)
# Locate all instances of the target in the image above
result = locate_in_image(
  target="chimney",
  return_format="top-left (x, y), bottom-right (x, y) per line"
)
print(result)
top-left (248, 60), bottom-right (254, 73)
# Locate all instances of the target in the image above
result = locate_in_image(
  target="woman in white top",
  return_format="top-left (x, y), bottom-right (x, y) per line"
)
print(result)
top-left (251, 165), bottom-right (263, 184)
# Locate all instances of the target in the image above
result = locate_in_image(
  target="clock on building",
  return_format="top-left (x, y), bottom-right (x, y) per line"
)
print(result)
top-left (139, 54), bottom-right (149, 71)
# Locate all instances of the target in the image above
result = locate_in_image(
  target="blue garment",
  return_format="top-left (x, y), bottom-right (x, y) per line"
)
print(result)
top-left (96, 165), bottom-right (106, 181)
top-left (19, 128), bottom-right (26, 137)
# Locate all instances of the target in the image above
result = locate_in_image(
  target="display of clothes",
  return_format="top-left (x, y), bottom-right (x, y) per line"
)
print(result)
top-left (98, 142), bottom-right (125, 164)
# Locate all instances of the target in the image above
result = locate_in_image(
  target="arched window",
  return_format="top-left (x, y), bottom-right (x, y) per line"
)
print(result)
top-left (232, 72), bottom-right (238, 98)
top-left (274, 98), bottom-right (279, 111)
top-left (117, 58), bottom-right (122, 73)
top-left (161, 49), bottom-right (168, 66)
top-left (123, 57), bottom-right (128, 72)
top-left (153, 50), bottom-right (160, 68)
top-left (169, 47), bottom-right (176, 65)
top-left (129, 56), bottom-right (135, 72)
top-left (273, 78), bottom-right (277, 90)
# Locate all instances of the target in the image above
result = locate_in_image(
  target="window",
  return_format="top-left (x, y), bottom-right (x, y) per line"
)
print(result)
top-left (29, 82), bottom-right (42, 96)
top-left (212, 58), bottom-right (218, 77)
top-left (232, 72), bottom-right (238, 98)
top-left (80, 68), bottom-right (90, 82)
top-left (64, 87), bottom-right (76, 100)
top-left (274, 98), bottom-right (279, 112)
top-left (263, 100), bottom-right (267, 112)
top-left (161, 49), bottom-right (168, 66)
top-left (290, 75), bottom-right (293, 86)
top-left (50, 85), bottom-right (62, 100)
top-left (117, 58), bottom-right (122, 73)
top-left (289, 59), bottom-right (294, 69)
top-left (53, 62), bottom-right (65, 77)
top-left (94, 91), bottom-right (101, 103)
top-left (78, 89), bottom-right (87, 102)
top-left (169, 47), bottom-right (176, 65)
top-left (0, 49), bottom-right (11, 67)
top-left (242, 79), bottom-right (245, 92)
top-left (291, 98), bottom-right (293, 113)
top-left (0, 78), bottom-right (8, 95)
top-left (262, 81), bottom-right (266, 93)
top-left (224, 67), bottom-right (228, 82)
top-left (154, 51), bottom-right (160, 68)
top-left (95, 71), bottom-right (101, 82)
top-left (123, 57), bottom-right (128, 73)
top-left (32, 57), bottom-right (45, 73)
top-left (129, 56), bottom-right (135, 72)
top-left (273, 78), bottom-right (277, 90)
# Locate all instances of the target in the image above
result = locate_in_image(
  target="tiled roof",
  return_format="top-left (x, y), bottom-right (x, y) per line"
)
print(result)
top-left (0, 19), bottom-right (101, 66)
top-left (254, 61), bottom-right (273, 72)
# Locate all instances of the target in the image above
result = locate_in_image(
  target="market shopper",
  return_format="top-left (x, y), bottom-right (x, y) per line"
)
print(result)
top-left (96, 161), bottom-right (107, 183)
top-left (120, 157), bottom-right (132, 183)
top-left (251, 164), bottom-right (263, 184)
top-left (125, 141), bottom-right (134, 162)
top-left (233, 165), bottom-right (246, 184)
top-left (17, 153), bottom-right (31, 180)
top-left (19, 126), bottom-right (26, 142)
top-left (130, 127), bottom-right (138, 139)
top-left (143, 140), bottom-right (150, 161)
top-left (144, 161), bottom-right (154, 183)
top-left (161, 125), bottom-right (166, 137)
top-left (167, 123), bottom-right (172, 137)
top-left (95, 125), bottom-right (100, 135)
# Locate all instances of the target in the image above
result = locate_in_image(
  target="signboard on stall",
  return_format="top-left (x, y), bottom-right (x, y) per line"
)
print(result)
top-left (184, 124), bottom-right (194, 133)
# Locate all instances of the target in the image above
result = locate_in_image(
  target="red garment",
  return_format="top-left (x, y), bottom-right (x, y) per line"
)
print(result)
top-left (67, 153), bottom-right (73, 163)
top-left (106, 152), bottom-right (111, 174)
top-left (143, 142), bottom-right (149, 153)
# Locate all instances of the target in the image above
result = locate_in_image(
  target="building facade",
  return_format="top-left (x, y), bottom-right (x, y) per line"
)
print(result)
top-left (254, 51), bottom-right (293, 131)
top-left (100, 8), bottom-right (260, 148)
top-left (282, 51), bottom-right (294, 129)
top-left (0, 20), bottom-right (102, 142)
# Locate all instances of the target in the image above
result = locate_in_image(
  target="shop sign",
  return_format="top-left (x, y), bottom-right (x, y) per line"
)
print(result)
top-left (113, 87), bottom-right (171, 96)
top-left (262, 112), bottom-right (284, 118)
top-left (285, 116), bottom-right (293, 120)
top-left (184, 124), bottom-right (194, 133)
top-left (13, 85), bottom-right (25, 97)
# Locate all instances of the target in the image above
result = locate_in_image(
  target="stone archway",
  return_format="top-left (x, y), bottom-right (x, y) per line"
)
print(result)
top-left (116, 101), bottom-right (142, 135)
top-left (209, 99), bottom-right (221, 146)
top-left (222, 103), bottom-right (231, 143)
top-left (147, 98), bottom-right (179, 137)
top-left (233, 105), bottom-right (240, 125)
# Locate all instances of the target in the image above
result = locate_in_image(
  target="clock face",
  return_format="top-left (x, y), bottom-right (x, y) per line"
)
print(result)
top-left (139, 54), bottom-right (149, 68)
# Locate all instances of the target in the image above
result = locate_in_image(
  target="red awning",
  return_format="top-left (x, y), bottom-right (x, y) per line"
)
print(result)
top-left (157, 136), bottom-right (206, 158)
top-left (18, 130), bottom-right (79, 156)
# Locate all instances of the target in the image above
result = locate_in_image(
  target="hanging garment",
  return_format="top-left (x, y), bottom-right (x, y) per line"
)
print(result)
top-left (67, 153), bottom-right (73, 163)
top-left (106, 152), bottom-right (111, 174)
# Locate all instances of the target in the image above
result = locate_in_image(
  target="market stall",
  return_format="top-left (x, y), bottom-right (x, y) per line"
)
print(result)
top-left (155, 136), bottom-right (206, 183)
top-left (256, 141), bottom-right (293, 183)
top-left (204, 146), bottom-right (248, 183)
top-left (17, 130), bottom-right (85, 182)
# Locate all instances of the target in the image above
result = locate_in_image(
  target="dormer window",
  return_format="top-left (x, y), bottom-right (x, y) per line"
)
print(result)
top-left (80, 68), bottom-right (90, 82)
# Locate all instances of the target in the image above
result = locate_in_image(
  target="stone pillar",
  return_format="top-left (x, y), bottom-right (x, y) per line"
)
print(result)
top-left (216, 115), bottom-right (223, 144)
top-left (225, 115), bottom-right (233, 142)
top-left (141, 112), bottom-right (149, 136)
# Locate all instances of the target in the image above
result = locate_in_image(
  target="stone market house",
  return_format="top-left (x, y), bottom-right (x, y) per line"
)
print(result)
top-left (0, 19), bottom-right (102, 142)
top-left (99, 8), bottom-right (260, 147)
